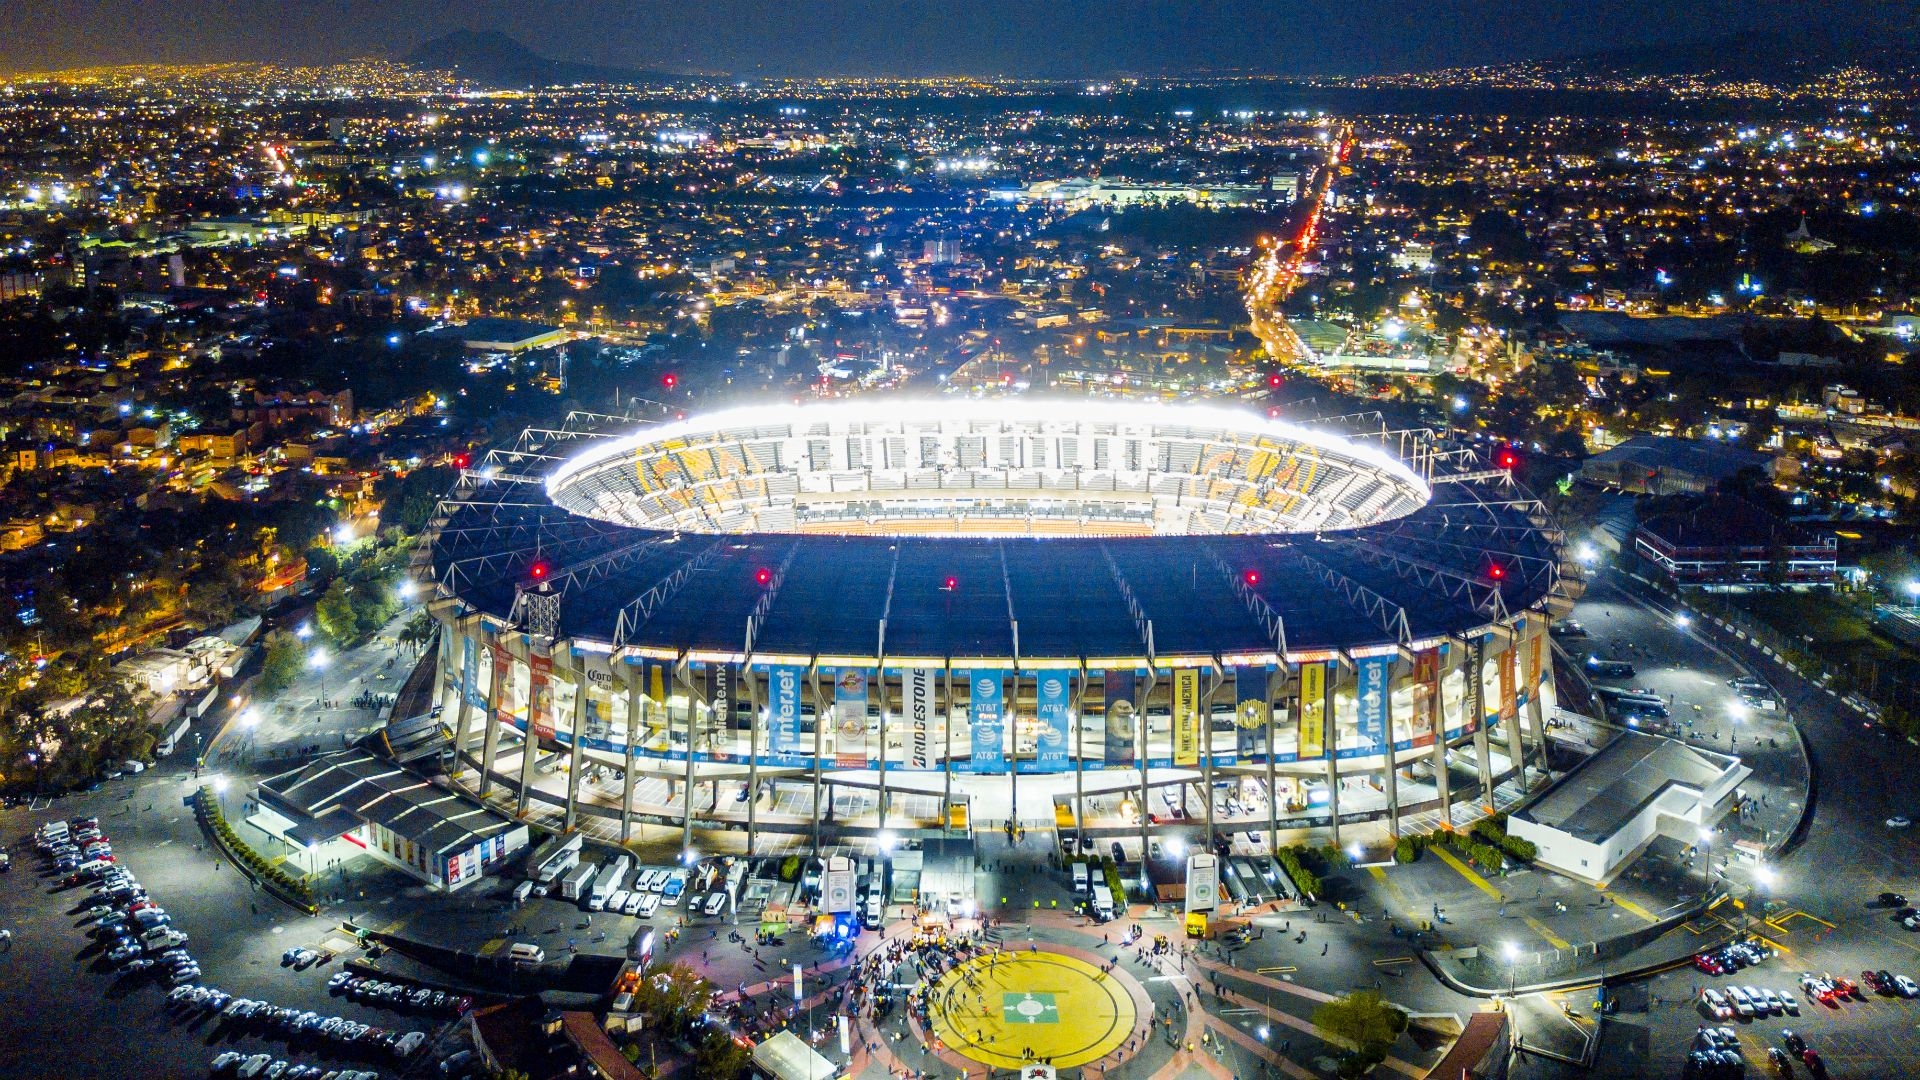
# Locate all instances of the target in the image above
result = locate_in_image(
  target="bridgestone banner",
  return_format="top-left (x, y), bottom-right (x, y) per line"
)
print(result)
top-left (1172, 667), bottom-right (1200, 766)
top-left (1034, 671), bottom-right (1070, 773)
top-left (970, 670), bottom-right (1005, 773)
top-left (906, 668), bottom-right (934, 769)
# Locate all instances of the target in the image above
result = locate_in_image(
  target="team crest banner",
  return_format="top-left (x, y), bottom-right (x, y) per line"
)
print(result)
top-left (833, 668), bottom-right (868, 767)
top-left (1102, 670), bottom-right (1137, 766)
top-left (1234, 666), bottom-right (1268, 758)
top-left (1297, 661), bottom-right (1326, 760)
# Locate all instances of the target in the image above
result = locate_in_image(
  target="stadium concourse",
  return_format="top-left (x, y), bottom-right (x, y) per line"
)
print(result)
top-left (422, 400), bottom-right (1572, 861)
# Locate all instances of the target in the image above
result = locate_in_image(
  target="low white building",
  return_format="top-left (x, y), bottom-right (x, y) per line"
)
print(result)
top-left (1507, 731), bottom-right (1749, 885)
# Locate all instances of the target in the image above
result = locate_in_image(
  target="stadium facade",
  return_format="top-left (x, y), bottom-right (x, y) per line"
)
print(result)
top-left (425, 400), bottom-right (1571, 857)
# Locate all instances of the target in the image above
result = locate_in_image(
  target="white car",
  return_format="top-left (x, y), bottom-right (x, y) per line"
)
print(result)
top-left (703, 891), bottom-right (727, 917)
top-left (622, 892), bottom-right (645, 916)
top-left (1700, 988), bottom-right (1732, 1020)
top-left (393, 1030), bottom-right (427, 1057)
top-left (1724, 986), bottom-right (1756, 1018)
top-left (236, 1054), bottom-right (272, 1079)
top-left (1894, 974), bottom-right (1920, 998)
top-left (1889, 817), bottom-right (1912, 829)
top-left (1778, 989), bottom-right (1800, 1014)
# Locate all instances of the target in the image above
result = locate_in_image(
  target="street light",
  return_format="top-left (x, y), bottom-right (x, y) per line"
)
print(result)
top-left (1674, 612), bottom-right (1692, 629)
top-left (1503, 940), bottom-right (1520, 996)
top-left (311, 649), bottom-right (330, 705)
top-left (1906, 580), bottom-right (1920, 611)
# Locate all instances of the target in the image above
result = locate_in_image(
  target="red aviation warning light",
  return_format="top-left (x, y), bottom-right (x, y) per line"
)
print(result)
top-left (662, 373), bottom-right (678, 391)
top-left (1487, 562), bottom-right (1507, 582)
top-left (528, 560), bottom-right (551, 582)
top-left (1494, 445), bottom-right (1518, 471)
top-left (1243, 569), bottom-right (1261, 587)
top-left (754, 567), bottom-right (773, 586)
top-left (452, 451), bottom-right (471, 470)
top-left (941, 575), bottom-right (959, 591)
top-left (1268, 372), bottom-right (1283, 389)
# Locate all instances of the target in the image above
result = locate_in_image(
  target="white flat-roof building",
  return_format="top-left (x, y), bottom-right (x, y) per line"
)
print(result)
top-left (1508, 731), bottom-right (1749, 885)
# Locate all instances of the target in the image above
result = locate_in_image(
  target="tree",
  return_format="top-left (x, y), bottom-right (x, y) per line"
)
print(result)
top-left (259, 630), bottom-right (306, 693)
top-left (692, 1028), bottom-right (750, 1080)
top-left (314, 579), bottom-right (359, 645)
top-left (628, 961), bottom-right (715, 1035)
top-left (1313, 990), bottom-right (1408, 1077)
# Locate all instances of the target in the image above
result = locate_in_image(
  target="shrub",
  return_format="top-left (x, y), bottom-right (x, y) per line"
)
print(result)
top-left (1393, 836), bottom-right (1420, 864)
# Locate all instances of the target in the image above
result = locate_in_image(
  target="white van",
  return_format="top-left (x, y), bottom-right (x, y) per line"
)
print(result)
top-left (1090, 882), bottom-right (1115, 922)
top-left (862, 890), bottom-right (884, 930)
top-left (507, 942), bottom-right (545, 966)
top-left (511, 880), bottom-right (534, 905)
top-left (1071, 861), bottom-right (1090, 894)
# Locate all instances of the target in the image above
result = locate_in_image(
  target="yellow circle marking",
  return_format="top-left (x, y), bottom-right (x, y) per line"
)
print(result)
top-left (925, 951), bottom-right (1135, 1070)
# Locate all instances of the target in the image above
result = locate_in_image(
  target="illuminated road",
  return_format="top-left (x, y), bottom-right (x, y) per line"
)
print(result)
top-left (1245, 123), bottom-right (1351, 365)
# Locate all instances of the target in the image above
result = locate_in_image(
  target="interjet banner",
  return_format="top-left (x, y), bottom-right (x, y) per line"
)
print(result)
top-left (906, 668), bottom-right (934, 769)
top-left (834, 668), bottom-right (869, 767)
top-left (1102, 670), bottom-right (1137, 766)
top-left (1353, 654), bottom-right (1390, 759)
top-left (1034, 670), bottom-right (1071, 773)
top-left (1234, 666), bottom-right (1268, 758)
top-left (769, 664), bottom-right (804, 760)
top-left (970, 669), bottom-right (1005, 773)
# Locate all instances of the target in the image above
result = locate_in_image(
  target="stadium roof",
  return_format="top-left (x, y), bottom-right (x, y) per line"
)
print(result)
top-left (430, 407), bottom-right (1566, 663)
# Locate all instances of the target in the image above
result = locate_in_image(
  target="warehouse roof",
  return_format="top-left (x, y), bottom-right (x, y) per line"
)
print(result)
top-left (1512, 731), bottom-right (1745, 844)
top-left (259, 747), bottom-right (518, 856)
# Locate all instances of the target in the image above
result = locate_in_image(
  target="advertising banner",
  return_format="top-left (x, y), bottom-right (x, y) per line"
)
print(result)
top-left (1172, 667), bottom-right (1201, 766)
top-left (1498, 646), bottom-right (1518, 726)
top-left (707, 663), bottom-right (733, 755)
top-left (462, 635), bottom-right (486, 710)
top-left (1034, 671), bottom-right (1071, 772)
top-left (1184, 853), bottom-right (1220, 914)
top-left (1408, 649), bottom-right (1438, 749)
top-left (906, 668), bottom-right (934, 769)
top-left (1354, 654), bottom-right (1390, 759)
top-left (769, 664), bottom-right (804, 760)
top-left (834, 669), bottom-right (869, 767)
top-left (970, 670), bottom-right (1005, 773)
top-left (528, 652), bottom-right (555, 740)
top-left (490, 643), bottom-right (514, 732)
top-left (1102, 670), bottom-right (1137, 766)
top-left (1298, 661), bottom-right (1326, 760)
top-left (1233, 666), bottom-right (1268, 758)
top-left (1526, 633), bottom-right (1543, 705)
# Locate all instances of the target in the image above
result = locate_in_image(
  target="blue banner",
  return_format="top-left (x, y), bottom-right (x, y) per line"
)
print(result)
top-left (1234, 666), bottom-right (1268, 758)
top-left (462, 635), bottom-right (485, 710)
top-left (769, 664), bottom-right (804, 761)
top-left (1034, 671), bottom-right (1070, 772)
top-left (1356, 655), bottom-right (1391, 758)
top-left (1102, 670), bottom-right (1136, 766)
top-left (970, 669), bottom-right (1005, 773)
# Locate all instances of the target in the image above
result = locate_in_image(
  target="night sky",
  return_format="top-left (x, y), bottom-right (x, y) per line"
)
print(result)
top-left (2, 0), bottom-right (1912, 77)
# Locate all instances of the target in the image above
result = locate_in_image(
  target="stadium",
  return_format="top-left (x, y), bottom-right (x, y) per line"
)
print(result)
top-left (424, 399), bottom-right (1572, 860)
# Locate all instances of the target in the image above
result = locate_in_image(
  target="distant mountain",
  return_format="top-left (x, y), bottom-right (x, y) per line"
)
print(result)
top-left (1541, 26), bottom-right (1916, 82)
top-left (403, 30), bottom-right (677, 88)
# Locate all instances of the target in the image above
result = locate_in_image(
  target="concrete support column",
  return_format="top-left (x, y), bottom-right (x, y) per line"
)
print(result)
top-left (1324, 664), bottom-right (1341, 851)
top-left (942, 666), bottom-right (954, 825)
top-left (1525, 633), bottom-right (1550, 781)
top-left (621, 668), bottom-right (638, 844)
top-left (809, 665), bottom-right (824, 856)
top-left (746, 663), bottom-right (761, 855)
top-left (680, 663), bottom-right (700, 859)
top-left (1137, 670), bottom-right (1156, 886)
top-left (1471, 639), bottom-right (1495, 810)
top-left (876, 667), bottom-right (890, 833)
top-left (1073, 666), bottom-right (1086, 850)
top-left (515, 645), bottom-right (541, 817)
top-left (449, 621), bottom-right (476, 780)
top-left (1381, 659), bottom-right (1400, 840)
top-left (563, 646), bottom-right (585, 832)
top-left (1266, 668), bottom-right (1280, 858)
top-left (1503, 643), bottom-right (1526, 791)
top-left (1431, 651), bottom-right (1453, 830)
top-left (479, 635), bottom-right (502, 798)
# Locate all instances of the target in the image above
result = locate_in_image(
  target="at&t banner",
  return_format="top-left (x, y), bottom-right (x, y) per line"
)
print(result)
top-left (1034, 671), bottom-right (1070, 773)
top-left (970, 670), bottom-right (1005, 773)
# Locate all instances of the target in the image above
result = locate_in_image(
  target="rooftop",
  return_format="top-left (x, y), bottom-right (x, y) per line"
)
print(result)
top-left (1513, 731), bottom-right (1745, 844)
top-left (259, 747), bottom-right (520, 856)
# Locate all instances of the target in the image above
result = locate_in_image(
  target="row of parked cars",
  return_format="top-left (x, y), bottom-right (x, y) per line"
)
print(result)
top-left (170, 980), bottom-right (428, 1063)
top-left (210, 1052), bottom-right (380, 1080)
top-left (1699, 984), bottom-right (1800, 1021)
top-left (37, 817), bottom-right (201, 987)
top-left (329, 971), bottom-right (472, 1017)
top-left (1686, 1027), bottom-right (1829, 1079)
top-left (1694, 939), bottom-right (1772, 977)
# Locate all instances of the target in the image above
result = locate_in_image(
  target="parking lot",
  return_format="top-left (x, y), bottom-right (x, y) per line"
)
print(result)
top-left (0, 773), bottom-right (470, 1080)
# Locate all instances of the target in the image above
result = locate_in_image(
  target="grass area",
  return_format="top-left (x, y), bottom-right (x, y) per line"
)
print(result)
top-left (1728, 591), bottom-right (1901, 665)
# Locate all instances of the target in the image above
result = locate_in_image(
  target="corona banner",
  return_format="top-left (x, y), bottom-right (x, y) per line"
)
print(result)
top-left (528, 652), bottom-right (555, 740)
top-left (1102, 670), bottom-right (1137, 766)
top-left (1298, 661), bottom-right (1326, 760)
top-left (1034, 671), bottom-right (1071, 772)
top-left (833, 668), bottom-right (868, 767)
top-left (1408, 648), bottom-right (1438, 749)
top-left (1172, 667), bottom-right (1200, 766)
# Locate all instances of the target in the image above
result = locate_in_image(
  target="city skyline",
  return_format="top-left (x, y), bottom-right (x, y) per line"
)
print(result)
top-left (3, 0), bottom-right (1916, 78)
